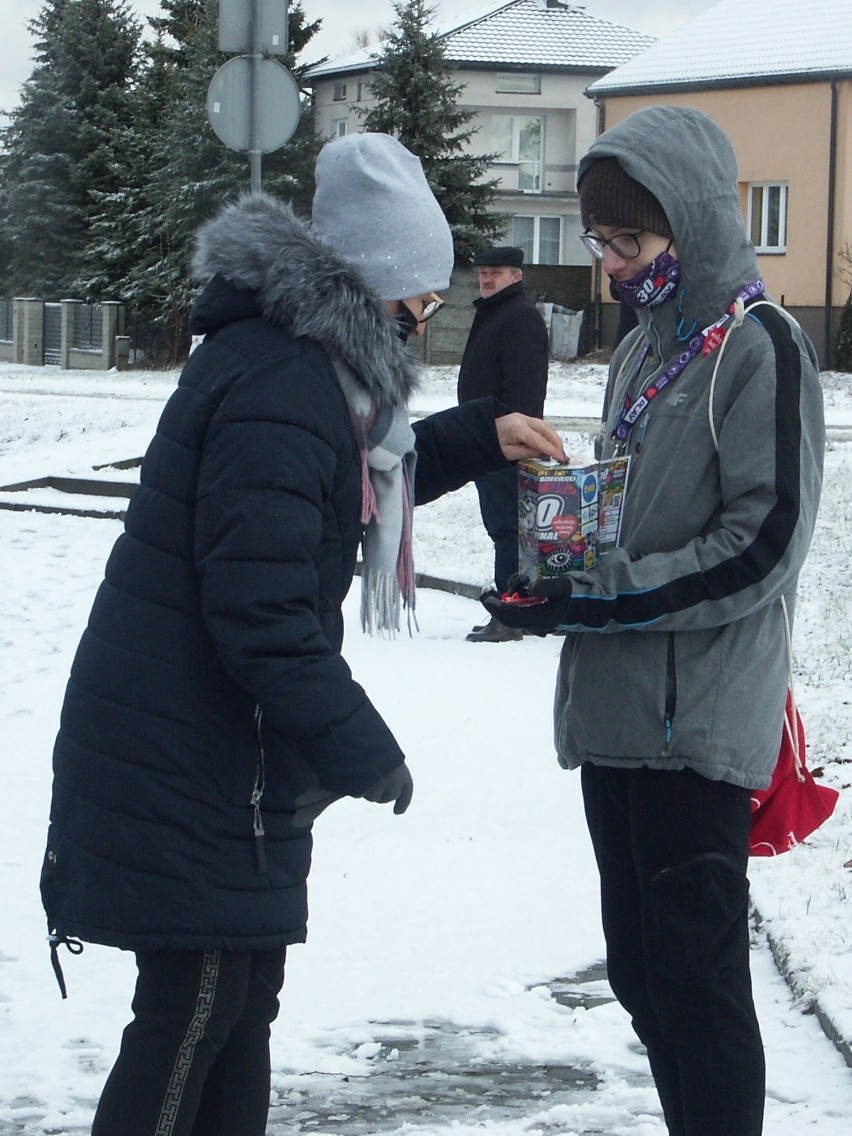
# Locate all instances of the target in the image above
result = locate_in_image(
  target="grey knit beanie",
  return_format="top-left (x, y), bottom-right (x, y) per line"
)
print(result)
top-left (311, 133), bottom-right (454, 301)
top-left (578, 156), bottom-right (673, 240)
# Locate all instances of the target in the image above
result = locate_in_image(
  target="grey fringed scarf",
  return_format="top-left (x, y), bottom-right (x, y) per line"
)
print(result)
top-left (335, 362), bottom-right (417, 635)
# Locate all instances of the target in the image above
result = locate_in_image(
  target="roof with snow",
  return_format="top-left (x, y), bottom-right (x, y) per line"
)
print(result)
top-left (306, 0), bottom-right (656, 80)
top-left (588, 0), bottom-right (852, 95)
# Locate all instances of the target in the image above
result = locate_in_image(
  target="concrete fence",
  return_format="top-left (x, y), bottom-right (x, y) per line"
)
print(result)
top-left (406, 263), bottom-right (593, 366)
top-left (0, 267), bottom-right (593, 373)
top-left (0, 298), bottom-right (128, 370)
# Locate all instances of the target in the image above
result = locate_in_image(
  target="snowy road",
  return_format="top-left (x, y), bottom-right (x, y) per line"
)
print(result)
top-left (1, 506), bottom-right (850, 1135)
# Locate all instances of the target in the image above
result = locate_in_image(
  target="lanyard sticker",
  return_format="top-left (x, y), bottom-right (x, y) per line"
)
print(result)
top-left (702, 325), bottom-right (727, 356)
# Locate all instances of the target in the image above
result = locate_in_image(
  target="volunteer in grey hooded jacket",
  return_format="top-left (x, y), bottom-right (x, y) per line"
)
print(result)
top-left (487, 105), bottom-right (824, 785)
top-left (483, 106), bottom-right (824, 1136)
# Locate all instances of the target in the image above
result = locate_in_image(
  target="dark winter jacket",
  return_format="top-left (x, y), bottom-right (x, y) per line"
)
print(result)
top-left (457, 281), bottom-right (549, 417)
top-left (41, 197), bottom-right (510, 953)
top-left (552, 106), bottom-right (824, 789)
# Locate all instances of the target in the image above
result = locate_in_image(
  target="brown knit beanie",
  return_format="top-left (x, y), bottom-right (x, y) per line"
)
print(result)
top-left (578, 157), bottom-right (673, 240)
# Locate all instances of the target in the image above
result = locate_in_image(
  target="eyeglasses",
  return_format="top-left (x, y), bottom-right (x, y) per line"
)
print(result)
top-left (579, 230), bottom-right (645, 261)
top-left (418, 293), bottom-right (444, 323)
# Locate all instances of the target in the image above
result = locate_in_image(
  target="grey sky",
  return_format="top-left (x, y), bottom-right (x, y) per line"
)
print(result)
top-left (0, 1), bottom-right (718, 124)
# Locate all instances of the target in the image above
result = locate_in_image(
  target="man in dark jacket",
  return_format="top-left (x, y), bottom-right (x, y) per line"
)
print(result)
top-left (40, 134), bottom-right (565, 1136)
top-left (457, 246), bottom-right (550, 641)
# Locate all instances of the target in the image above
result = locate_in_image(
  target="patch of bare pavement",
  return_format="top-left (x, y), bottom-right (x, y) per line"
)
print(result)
top-left (266, 966), bottom-right (625, 1136)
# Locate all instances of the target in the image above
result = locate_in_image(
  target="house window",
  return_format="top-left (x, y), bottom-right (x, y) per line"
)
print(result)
top-left (495, 72), bottom-right (541, 94)
top-left (512, 215), bottom-right (562, 265)
top-left (493, 115), bottom-right (545, 192)
top-left (332, 81), bottom-right (347, 101)
top-left (748, 183), bottom-right (787, 252)
top-left (331, 117), bottom-right (348, 138)
top-left (356, 81), bottom-right (367, 101)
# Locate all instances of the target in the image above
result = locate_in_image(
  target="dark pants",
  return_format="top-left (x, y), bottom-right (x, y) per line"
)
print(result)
top-left (475, 465), bottom-right (519, 594)
top-left (581, 763), bottom-right (765, 1136)
top-left (92, 948), bottom-right (286, 1136)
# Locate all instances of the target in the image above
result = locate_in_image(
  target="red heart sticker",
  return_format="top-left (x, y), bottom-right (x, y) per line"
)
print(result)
top-left (552, 515), bottom-right (578, 540)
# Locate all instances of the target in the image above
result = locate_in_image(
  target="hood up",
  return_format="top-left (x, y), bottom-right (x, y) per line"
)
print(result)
top-left (578, 106), bottom-right (761, 332)
top-left (192, 194), bottom-right (420, 408)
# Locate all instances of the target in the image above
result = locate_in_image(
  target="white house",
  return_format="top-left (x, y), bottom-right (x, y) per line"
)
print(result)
top-left (307, 0), bottom-right (654, 268)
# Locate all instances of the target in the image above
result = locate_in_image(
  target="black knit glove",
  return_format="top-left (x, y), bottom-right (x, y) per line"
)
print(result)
top-left (480, 573), bottom-right (574, 636)
top-left (360, 762), bottom-right (414, 815)
top-left (291, 761), bottom-right (414, 828)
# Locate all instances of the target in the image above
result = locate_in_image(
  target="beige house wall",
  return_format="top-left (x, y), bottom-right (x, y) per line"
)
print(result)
top-left (836, 80), bottom-right (852, 293)
top-left (596, 83), bottom-right (851, 309)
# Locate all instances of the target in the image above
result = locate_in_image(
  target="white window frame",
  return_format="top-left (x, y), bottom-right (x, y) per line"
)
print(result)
top-left (332, 81), bottom-right (347, 102)
top-left (512, 215), bottom-right (562, 265)
top-left (331, 117), bottom-right (348, 138)
top-left (495, 72), bottom-right (541, 94)
top-left (492, 114), bottom-right (545, 193)
top-left (748, 182), bottom-right (788, 253)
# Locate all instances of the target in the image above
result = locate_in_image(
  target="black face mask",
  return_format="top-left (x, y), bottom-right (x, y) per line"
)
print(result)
top-left (396, 303), bottom-right (418, 342)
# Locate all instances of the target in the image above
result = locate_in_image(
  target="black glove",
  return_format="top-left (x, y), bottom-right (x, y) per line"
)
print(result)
top-left (291, 785), bottom-right (342, 829)
top-left (480, 573), bottom-right (574, 636)
top-left (360, 762), bottom-right (414, 815)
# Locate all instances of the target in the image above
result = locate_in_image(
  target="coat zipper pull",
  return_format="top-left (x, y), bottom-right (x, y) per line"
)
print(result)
top-left (252, 791), bottom-right (268, 875)
top-left (662, 634), bottom-right (677, 757)
top-left (662, 716), bottom-right (673, 757)
top-left (634, 414), bottom-right (649, 454)
top-left (251, 704), bottom-right (268, 874)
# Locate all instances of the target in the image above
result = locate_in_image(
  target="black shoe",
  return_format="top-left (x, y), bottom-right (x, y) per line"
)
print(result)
top-left (465, 616), bottom-right (523, 643)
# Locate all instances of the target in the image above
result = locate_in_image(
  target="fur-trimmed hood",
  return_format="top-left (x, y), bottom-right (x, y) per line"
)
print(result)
top-left (191, 194), bottom-right (420, 408)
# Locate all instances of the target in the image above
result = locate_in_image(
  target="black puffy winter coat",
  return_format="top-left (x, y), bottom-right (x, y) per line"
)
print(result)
top-left (41, 198), bottom-right (510, 953)
top-left (457, 281), bottom-right (549, 417)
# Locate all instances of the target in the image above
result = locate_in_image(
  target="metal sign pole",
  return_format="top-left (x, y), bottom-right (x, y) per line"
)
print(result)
top-left (249, 0), bottom-right (262, 192)
top-left (211, 1), bottom-right (299, 179)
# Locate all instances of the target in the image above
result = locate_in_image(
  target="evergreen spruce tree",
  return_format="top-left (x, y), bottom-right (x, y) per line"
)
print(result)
top-left (0, 0), bottom-right (143, 299)
top-left (112, 0), bottom-right (325, 362)
top-left (833, 243), bottom-right (852, 372)
top-left (95, 1), bottom-right (243, 360)
top-left (360, 0), bottom-right (505, 262)
top-left (834, 293), bottom-right (852, 373)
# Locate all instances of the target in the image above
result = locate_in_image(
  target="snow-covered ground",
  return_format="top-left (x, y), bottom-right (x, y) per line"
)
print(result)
top-left (0, 359), bottom-right (850, 1134)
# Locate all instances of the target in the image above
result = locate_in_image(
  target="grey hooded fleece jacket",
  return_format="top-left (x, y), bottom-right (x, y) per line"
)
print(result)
top-left (554, 106), bottom-right (824, 789)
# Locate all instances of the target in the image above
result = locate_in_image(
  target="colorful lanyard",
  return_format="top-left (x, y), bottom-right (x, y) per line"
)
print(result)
top-left (612, 279), bottom-right (765, 447)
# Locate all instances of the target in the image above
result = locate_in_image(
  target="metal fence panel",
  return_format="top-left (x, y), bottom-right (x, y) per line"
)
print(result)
top-left (72, 303), bottom-right (103, 351)
top-left (0, 300), bottom-right (11, 341)
top-left (43, 303), bottom-right (62, 365)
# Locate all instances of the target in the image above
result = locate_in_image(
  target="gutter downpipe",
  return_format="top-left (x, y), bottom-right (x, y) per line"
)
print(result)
top-left (824, 78), bottom-right (838, 367)
top-left (592, 98), bottom-right (606, 350)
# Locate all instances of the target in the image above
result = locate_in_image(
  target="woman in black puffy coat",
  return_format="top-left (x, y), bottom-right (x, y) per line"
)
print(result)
top-left (41, 134), bottom-right (564, 1136)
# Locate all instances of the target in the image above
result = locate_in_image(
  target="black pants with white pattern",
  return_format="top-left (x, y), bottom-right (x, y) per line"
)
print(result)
top-left (581, 763), bottom-right (765, 1136)
top-left (91, 948), bottom-right (286, 1136)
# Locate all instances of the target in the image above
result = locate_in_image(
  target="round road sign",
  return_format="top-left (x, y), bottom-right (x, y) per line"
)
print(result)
top-left (207, 56), bottom-right (301, 153)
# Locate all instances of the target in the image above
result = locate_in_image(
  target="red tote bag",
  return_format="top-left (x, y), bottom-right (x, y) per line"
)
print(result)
top-left (749, 690), bottom-right (840, 857)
